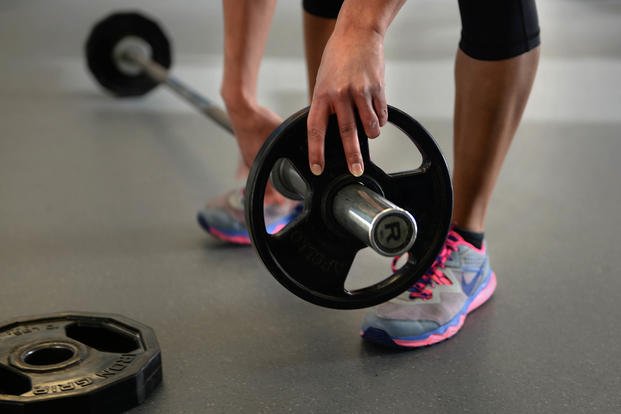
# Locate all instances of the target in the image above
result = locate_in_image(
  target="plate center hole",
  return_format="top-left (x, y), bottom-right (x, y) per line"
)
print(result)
top-left (23, 345), bottom-right (75, 366)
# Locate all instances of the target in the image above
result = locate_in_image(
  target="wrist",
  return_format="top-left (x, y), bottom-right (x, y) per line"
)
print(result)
top-left (332, 25), bottom-right (385, 55)
top-left (334, 0), bottom-right (404, 38)
top-left (334, 18), bottom-right (386, 42)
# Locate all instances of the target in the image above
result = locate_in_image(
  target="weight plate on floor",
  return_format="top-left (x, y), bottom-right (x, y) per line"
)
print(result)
top-left (0, 312), bottom-right (162, 414)
top-left (246, 105), bottom-right (453, 309)
top-left (86, 11), bottom-right (172, 97)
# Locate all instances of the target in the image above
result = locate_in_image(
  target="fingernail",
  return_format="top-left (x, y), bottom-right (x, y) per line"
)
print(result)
top-left (351, 163), bottom-right (363, 177)
top-left (311, 164), bottom-right (323, 176)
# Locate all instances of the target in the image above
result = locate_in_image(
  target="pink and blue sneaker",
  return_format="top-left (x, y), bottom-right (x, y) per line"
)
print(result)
top-left (197, 188), bottom-right (302, 245)
top-left (361, 229), bottom-right (497, 348)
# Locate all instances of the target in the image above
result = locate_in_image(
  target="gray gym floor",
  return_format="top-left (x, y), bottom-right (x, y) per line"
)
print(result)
top-left (1, 1), bottom-right (620, 413)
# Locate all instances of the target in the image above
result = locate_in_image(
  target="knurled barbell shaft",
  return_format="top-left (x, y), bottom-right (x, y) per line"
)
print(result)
top-left (120, 50), bottom-right (417, 256)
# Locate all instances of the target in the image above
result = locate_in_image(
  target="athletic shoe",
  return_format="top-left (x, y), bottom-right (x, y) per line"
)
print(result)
top-left (361, 229), bottom-right (497, 348)
top-left (197, 188), bottom-right (302, 245)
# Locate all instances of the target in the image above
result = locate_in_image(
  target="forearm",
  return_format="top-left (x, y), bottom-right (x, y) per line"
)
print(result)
top-left (333, 0), bottom-right (405, 39)
top-left (306, 0), bottom-right (405, 177)
top-left (221, 0), bottom-right (276, 111)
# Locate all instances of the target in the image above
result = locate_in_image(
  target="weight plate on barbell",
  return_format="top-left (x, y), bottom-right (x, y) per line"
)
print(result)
top-left (0, 312), bottom-right (162, 414)
top-left (86, 11), bottom-right (172, 97)
top-left (246, 106), bottom-right (453, 309)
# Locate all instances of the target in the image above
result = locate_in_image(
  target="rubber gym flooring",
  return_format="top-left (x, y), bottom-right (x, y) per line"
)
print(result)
top-left (1, 1), bottom-right (620, 413)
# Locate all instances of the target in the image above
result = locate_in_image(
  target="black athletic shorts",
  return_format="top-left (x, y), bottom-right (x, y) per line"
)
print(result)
top-left (302, 0), bottom-right (540, 60)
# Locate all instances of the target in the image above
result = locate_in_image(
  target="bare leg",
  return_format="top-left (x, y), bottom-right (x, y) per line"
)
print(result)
top-left (303, 11), bottom-right (337, 97)
top-left (221, 0), bottom-right (286, 203)
top-left (452, 47), bottom-right (540, 232)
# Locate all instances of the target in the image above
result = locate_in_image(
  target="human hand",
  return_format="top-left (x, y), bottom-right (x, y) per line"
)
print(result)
top-left (225, 101), bottom-right (291, 205)
top-left (226, 101), bottom-right (283, 169)
top-left (307, 27), bottom-right (388, 177)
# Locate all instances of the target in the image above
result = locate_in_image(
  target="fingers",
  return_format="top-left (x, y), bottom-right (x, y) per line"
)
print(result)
top-left (341, 85), bottom-right (388, 175)
top-left (308, 92), bottom-right (365, 178)
top-left (333, 98), bottom-right (364, 177)
top-left (352, 85), bottom-right (382, 139)
top-left (372, 89), bottom-right (388, 127)
top-left (307, 99), bottom-right (328, 176)
top-left (308, 86), bottom-right (387, 177)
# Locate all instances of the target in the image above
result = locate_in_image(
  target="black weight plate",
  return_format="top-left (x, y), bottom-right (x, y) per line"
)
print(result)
top-left (246, 106), bottom-right (452, 309)
top-left (0, 312), bottom-right (162, 414)
top-left (86, 11), bottom-right (172, 97)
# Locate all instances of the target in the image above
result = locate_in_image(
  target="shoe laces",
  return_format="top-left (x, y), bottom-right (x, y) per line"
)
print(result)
top-left (391, 232), bottom-right (459, 301)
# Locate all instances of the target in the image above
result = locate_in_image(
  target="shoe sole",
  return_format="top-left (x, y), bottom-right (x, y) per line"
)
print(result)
top-left (361, 271), bottom-right (497, 349)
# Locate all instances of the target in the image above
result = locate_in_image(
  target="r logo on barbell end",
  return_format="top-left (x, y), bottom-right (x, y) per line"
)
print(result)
top-left (373, 212), bottom-right (417, 257)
